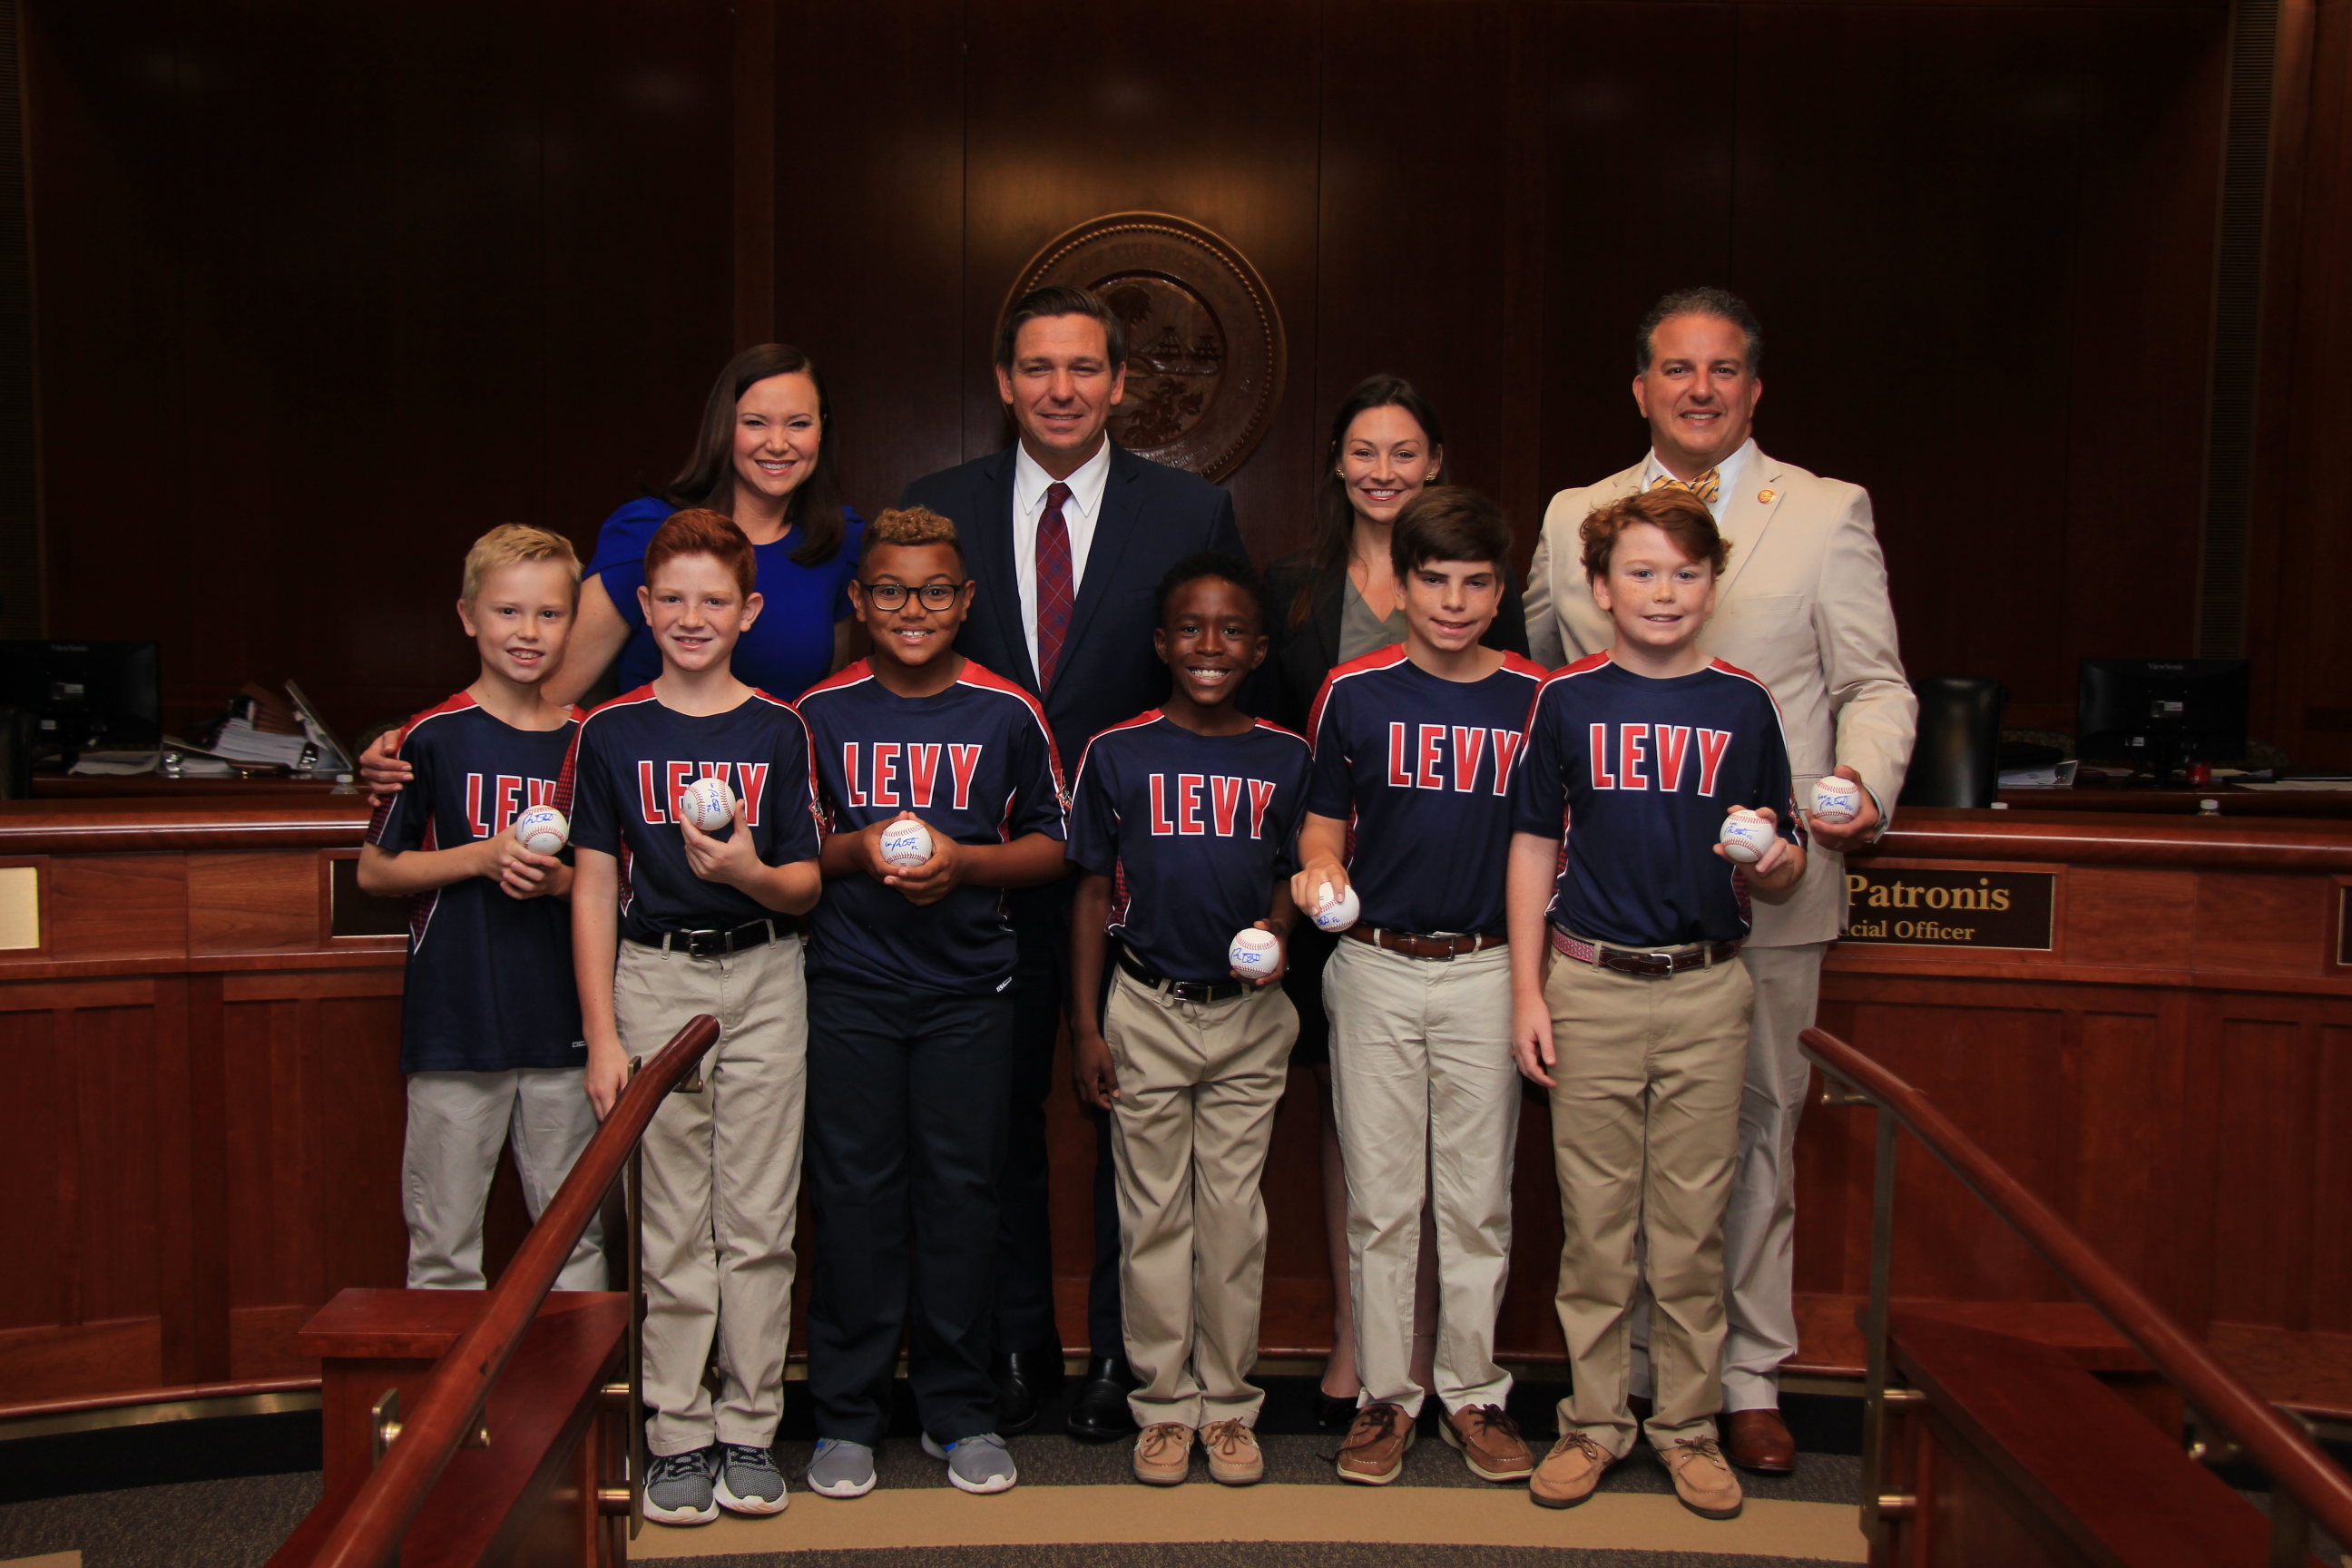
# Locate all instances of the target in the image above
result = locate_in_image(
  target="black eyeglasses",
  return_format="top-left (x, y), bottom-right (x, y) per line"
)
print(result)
top-left (859, 581), bottom-right (967, 611)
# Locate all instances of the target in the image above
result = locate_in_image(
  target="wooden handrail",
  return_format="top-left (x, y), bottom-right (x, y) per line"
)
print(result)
top-left (281, 1014), bottom-right (720, 1568)
top-left (1800, 1025), bottom-right (2352, 1553)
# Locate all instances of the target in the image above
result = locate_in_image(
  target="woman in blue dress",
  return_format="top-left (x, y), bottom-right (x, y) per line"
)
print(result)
top-left (360, 344), bottom-right (862, 793)
top-left (555, 343), bottom-right (864, 704)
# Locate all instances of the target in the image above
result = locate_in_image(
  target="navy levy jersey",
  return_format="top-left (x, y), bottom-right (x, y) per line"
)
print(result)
top-left (1510, 652), bottom-right (1802, 948)
top-left (1306, 646), bottom-right (1550, 936)
top-left (367, 693), bottom-right (583, 1074)
top-left (556, 685), bottom-right (823, 943)
top-left (797, 658), bottom-right (1067, 995)
top-left (1067, 711), bottom-right (1313, 983)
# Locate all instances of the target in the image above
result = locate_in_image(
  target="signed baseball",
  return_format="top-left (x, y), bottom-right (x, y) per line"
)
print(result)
top-left (514, 805), bottom-right (568, 856)
top-left (1719, 809), bottom-right (1775, 865)
top-left (1810, 776), bottom-right (1863, 826)
top-left (1229, 928), bottom-right (1280, 975)
top-left (878, 818), bottom-right (934, 867)
top-left (1310, 881), bottom-right (1361, 933)
top-left (677, 778), bottom-right (736, 834)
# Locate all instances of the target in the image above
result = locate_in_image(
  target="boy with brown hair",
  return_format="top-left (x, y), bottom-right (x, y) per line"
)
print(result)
top-left (1291, 487), bottom-right (1547, 1487)
top-left (1506, 486), bottom-right (1806, 1520)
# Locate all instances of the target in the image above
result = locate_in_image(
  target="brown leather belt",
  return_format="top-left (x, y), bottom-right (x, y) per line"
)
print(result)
top-left (1550, 924), bottom-right (1739, 977)
top-left (1344, 926), bottom-right (1506, 961)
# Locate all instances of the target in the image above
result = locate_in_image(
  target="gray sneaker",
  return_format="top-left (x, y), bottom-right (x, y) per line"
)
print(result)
top-left (807, 1438), bottom-right (877, 1499)
top-left (921, 1430), bottom-right (1018, 1494)
top-left (644, 1445), bottom-right (719, 1526)
top-left (714, 1443), bottom-right (788, 1514)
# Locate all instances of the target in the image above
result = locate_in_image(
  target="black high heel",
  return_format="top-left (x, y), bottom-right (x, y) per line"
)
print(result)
top-left (1314, 1390), bottom-right (1359, 1429)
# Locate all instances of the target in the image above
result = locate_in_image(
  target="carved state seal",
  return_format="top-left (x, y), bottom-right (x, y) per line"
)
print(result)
top-left (1001, 212), bottom-right (1287, 483)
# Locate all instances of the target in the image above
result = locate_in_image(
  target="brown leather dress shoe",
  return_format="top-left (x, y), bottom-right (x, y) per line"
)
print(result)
top-left (1723, 1407), bottom-right (1796, 1474)
top-left (1335, 1401), bottom-right (1416, 1485)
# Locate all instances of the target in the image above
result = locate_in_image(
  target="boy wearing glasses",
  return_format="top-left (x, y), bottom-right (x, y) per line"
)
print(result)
top-left (794, 505), bottom-right (1071, 1500)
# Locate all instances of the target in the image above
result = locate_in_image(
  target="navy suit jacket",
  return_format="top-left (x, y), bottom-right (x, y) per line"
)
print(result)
top-left (900, 441), bottom-right (1247, 769)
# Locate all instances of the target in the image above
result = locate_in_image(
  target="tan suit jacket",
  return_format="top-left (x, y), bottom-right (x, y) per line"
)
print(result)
top-left (1523, 450), bottom-right (1916, 947)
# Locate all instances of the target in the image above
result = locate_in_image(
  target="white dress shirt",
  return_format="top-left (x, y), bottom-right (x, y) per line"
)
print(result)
top-left (1642, 437), bottom-right (1756, 520)
top-left (1011, 438), bottom-right (1112, 676)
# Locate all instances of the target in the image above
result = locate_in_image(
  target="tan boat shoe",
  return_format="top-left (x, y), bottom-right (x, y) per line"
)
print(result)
top-left (1334, 1401), bottom-right (1416, 1485)
top-left (1662, 1436), bottom-right (1745, 1519)
top-left (1528, 1431), bottom-right (1613, 1508)
top-left (1440, 1403), bottom-right (1534, 1482)
top-left (1132, 1422), bottom-right (1195, 1485)
top-left (1200, 1419), bottom-right (1264, 1485)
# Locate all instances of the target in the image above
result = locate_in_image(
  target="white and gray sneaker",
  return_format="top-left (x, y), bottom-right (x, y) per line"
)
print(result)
top-left (714, 1443), bottom-right (789, 1515)
top-left (806, 1438), bottom-right (878, 1498)
top-left (644, 1445), bottom-right (719, 1526)
top-left (921, 1431), bottom-right (1018, 1494)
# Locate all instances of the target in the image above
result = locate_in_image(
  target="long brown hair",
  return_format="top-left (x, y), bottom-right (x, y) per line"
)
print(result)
top-left (658, 344), bottom-right (848, 568)
top-left (1289, 375), bottom-right (1447, 630)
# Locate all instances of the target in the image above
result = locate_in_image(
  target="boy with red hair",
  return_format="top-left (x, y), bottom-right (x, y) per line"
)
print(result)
top-left (561, 508), bottom-right (825, 1526)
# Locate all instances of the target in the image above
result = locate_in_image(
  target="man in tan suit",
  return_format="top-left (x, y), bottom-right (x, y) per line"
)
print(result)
top-left (1523, 288), bottom-right (1915, 1473)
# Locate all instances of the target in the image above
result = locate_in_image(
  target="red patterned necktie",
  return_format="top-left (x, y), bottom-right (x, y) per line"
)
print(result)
top-left (1035, 480), bottom-right (1075, 690)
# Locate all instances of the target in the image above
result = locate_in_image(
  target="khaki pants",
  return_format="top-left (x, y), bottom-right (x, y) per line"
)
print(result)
top-left (616, 934), bottom-right (807, 1455)
top-left (1626, 942), bottom-right (1825, 1411)
top-left (1544, 944), bottom-right (1750, 1457)
top-left (402, 1068), bottom-right (604, 1291)
top-left (1325, 936), bottom-right (1518, 1417)
top-left (1104, 969), bottom-right (1298, 1428)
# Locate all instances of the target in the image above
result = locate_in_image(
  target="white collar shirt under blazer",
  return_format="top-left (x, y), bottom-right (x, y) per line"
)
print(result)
top-left (1010, 439), bottom-right (1113, 677)
top-left (1520, 446), bottom-right (1917, 948)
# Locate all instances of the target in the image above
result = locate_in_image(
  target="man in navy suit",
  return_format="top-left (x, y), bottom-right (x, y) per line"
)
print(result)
top-left (900, 284), bottom-right (1248, 1441)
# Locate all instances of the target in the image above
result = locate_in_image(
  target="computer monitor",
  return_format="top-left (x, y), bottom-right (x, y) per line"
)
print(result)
top-left (0, 641), bottom-right (162, 763)
top-left (2075, 657), bottom-right (2248, 780)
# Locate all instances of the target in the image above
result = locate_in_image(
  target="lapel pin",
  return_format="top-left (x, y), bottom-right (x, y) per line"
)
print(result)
top-left (1758, 487), bottom-right (1777, 505)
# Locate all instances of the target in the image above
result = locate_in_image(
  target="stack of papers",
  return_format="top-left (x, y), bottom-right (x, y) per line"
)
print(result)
top-left (210, 716), bottom-right (316, 769)
top-left (1998, 760), bottom-right (2080, 789)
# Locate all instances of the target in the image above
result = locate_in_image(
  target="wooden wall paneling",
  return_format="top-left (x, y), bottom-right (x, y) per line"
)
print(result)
top-left (182, 971), bottom-right (232, 1384)
top-left (959, 0), bottom-right (1324, 564)
top-left (1536, 2), bottom-right (1736, 514)
top-left (221, 994), bottom-right (321, 1376)
top-left (762, 0), bottom-right (965, 520)
top-left (0, 1000), bottom-right (62, 1332)
top-left (45, 853), bottom-right (184, 961)
top-left (19, 0), bottom-right (191, 720)
top-left (1496, 1097), bottom-right (1569, 1359)
top-left (535, 0), bottom-right (735, 575)
top-left (2204, 1005), bottom-right (2318, 1330)
top-left (2191, 868), bottom-right (2331, 975)
top-left (2312, 1021), bottom-right (2352, 1335)
top-left (1314, 0), bottom-right (1511, 565)
top-left (2250, 0), bottom-right (2352, 768)
top-left (2068, 1004), bottom-right (2183, 1313)
top-left (188, 849), bottom-right (318, 957)
top-left (2057, 5), bottom-right (2225, 701)
top-left (2065, 865), bottom-right (2196, 968)
top-left (316, 986), bottom-right (412, 1307)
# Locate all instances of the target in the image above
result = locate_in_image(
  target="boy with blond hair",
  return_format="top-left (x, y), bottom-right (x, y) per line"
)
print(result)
top-left (360, 524), bottom-right (602, 1295)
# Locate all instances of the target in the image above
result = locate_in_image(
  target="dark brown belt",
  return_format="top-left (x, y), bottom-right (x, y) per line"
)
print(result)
top-left (1344, 926), bottom-right (1507, 961)
top-left (1550, 924), bottom-right (1740, 977)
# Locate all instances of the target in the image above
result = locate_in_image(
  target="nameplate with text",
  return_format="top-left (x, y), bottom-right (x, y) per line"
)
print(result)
top-left (1840, 866), bottom-right (2056, 951)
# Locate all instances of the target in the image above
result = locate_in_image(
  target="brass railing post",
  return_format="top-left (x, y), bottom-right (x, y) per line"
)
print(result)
top-left (1859, 1102), bottom-right (1899, 1547)
top-left (625, 1060), bottom-right (646, 1543)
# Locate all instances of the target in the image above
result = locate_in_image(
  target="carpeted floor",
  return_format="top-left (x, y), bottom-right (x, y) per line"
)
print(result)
top-left (0, 1390), bottom-right (1875, 1568)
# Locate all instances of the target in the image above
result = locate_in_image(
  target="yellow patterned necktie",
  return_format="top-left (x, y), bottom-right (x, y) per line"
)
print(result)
top-left (1650, 468), bottom-right (1721, 505)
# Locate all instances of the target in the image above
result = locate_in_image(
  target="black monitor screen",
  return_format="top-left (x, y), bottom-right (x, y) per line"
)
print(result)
top-left (2075, 657), bottom-right (2248, 768)
top-left (0, 641), bottom-right (162, 757)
